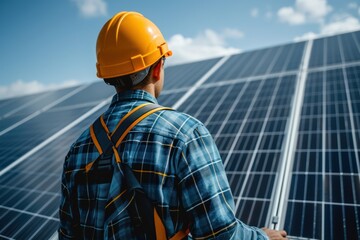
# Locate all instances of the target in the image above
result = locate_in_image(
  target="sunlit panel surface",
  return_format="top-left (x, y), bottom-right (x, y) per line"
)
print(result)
top-left (0, 30), bottom-right (359, 239)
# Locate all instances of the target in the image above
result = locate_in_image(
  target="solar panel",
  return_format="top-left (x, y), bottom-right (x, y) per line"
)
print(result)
top-left (282, 31), bottom-right (360, 240)
top-left (0, 105), bottom-right (108, 239)
top-left (0, 87), bottom-right (78, 120)
top-left (177, 73), bottom-right (297, 228)
top-left (163, 57), bottom-right (220, 90)
top-left (1, 30), bottom-right (360, 240)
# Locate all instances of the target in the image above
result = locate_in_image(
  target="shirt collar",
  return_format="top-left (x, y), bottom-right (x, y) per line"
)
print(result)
top-left (110, 90), bottom-right (158, 106)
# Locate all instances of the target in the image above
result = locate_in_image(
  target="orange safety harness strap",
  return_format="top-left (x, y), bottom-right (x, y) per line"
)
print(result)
top-left (88, 103), bottom-right (188, 240)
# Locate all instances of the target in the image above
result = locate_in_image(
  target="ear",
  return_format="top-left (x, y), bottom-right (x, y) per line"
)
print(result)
top-left (152, 60), bottom-right (162, 80)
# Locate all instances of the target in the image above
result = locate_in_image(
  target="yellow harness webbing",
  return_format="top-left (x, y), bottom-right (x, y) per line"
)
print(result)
top-left (88, 103), bottom-right (189, 240)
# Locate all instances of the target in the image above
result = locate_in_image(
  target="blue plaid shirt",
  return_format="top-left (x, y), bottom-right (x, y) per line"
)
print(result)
top-left (59, 90), bottom-right (268, 239)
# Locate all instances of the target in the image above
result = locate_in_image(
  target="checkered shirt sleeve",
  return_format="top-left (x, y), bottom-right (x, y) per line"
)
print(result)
top-left (177, 123), bottom-right (268, 240)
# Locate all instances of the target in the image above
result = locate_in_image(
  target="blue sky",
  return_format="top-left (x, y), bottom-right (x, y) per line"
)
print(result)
top-left (0, 0), bottom-right (360, 99)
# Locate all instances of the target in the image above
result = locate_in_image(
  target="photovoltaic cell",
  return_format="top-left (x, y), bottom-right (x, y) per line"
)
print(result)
top-left (157, 90), bottom-right (187, 107)
top-left (51, 81), bottom-right (114, 110)
top-left (0, 86), bottom-right (78, 119)
top-left (0, 91), bottom-right (50, 117)
top-left (309, 31), bottom-right (360, 69)
top-left (163, 58), bottom-right (220, 90)
top-left (205, 42), bottom-right (305, 83)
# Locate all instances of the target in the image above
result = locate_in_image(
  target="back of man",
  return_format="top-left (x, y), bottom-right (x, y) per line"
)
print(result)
top-left (60, 89), bottom-right (273, 239)
top-left (59, 11), bottom-right (287, 240)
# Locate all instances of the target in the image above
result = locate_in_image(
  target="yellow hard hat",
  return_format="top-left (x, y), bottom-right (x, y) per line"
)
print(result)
top-left (96, 11), bottom-right (172, 79)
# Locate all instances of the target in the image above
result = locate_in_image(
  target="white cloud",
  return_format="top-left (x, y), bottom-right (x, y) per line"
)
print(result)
top-left (251, 8), bottom-right (259, 18)
top-left (294, 32), bottom-right (318, 42)
top-left (71, 0), bottom-right (107, 17)
top-left (167, 29), bottom-right (242, 65)
top-left (294, 15), bottom-right (360, 41)
top-left (296, 0), bottom-right (332, 20)
top-left (278, 0), bottom-right (332, 25)
top-left (278, 7), bottom-right (306, 25)
top-left (321, 15), bottom-right (360, 35)
top-left (223, 28), bottom-right (244, 39)
top-left (0, 80), bottom-right (82, 100)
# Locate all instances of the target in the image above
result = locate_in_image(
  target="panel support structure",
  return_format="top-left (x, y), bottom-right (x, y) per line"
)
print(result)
top-left (269, 39), bottom-right (313, 229)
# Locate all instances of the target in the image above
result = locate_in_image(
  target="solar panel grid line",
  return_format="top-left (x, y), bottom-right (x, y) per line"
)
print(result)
top-left (0, 205), bottom-right (57, 222)
top-left (48, 231), bottom-right (57, 240)
top-left (177, 86), bottom-right (216, 117)
top-left (203, 86), bottom-right (233, 126)
top-left (0, 172), bottom-right (58, 206)
top-left (0, 91), bottom-right (51, 118)
top-left (0, 184), bottom-right (60, 198)
top-left (211, 46), bottom-right (304, 227)
top-left (288, 199), bottom-right (360, 207)
top-left (265, 44), bottom-right (285, 74)
top-left (164, 58), bottom-right (221, 90)
top-left (0, 174), bottom-right (59, 222)
top-left (232, 75), bottom-right (284, 223)
top-left (0, 84), bottom-right (90, 137)
top-left (213, 81), bottom-right (250, 151)
top-left (187, 52), bottom-right (300, 225)
top-left (244, 46), bottom-right (277, 77)
top-left (307, 60), bottom-right (360, 73)
top-left (11, 195), bottom-right (59, 239)
top-left (1, 91), bottom-right (52, 119)
top-left (322, 69), bottom-right (328, 240)
top-left (285, 33), bottom-right (360, 238)
top-left (215, 48), bottom-right (290, 164)
top-left (236, 50), bottom-right (261, 78)
top-left (271, 39), bottom-right (313, 230)
top-left (351, 32), bottom-right (360, 55)
top-left (47, 100), bottom-right (104, 113)
top-left (171, 55), bottom-right (230, 109)
top-left (0, 97), bottom-right (112, 177)
top-left (0, 107), bottom-right (110, 239)
top-left (222, 78), bottom-right (267, 190)
top-left (28, 214), bottom-right (57, 240)
top-left (161, 87), bottom-right (191, 94)
top-left (327, 36), bottom-right (342, 66)
top-left (338, 36), bottom-right (360, 173)
top-left (242, 47), bottom-right (277, 77)
top-left (0, 233), bottom-right (14, 240)
top-left (279, 44), bottom-right (298, 72)
top-left (2, 197), bottom-right (58, 238)
top-left (337, 40), bottom-right (360, 240)
top-left (200, 69), bottom-right (300, 90)
top-left (342, 33), bottom-right (360, 62)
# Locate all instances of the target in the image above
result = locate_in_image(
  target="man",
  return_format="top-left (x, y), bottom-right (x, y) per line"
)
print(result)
top-left (59, 11), bottom-right (288, 239)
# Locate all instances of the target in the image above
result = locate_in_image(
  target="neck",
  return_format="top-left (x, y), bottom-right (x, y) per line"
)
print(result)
top-left (115, 84), bottom-right (157, 98)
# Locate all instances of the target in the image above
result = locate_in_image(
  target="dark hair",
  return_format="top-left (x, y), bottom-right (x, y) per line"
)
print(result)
top-left (103, 75), bottom-right (134, 88)
top-left (104, 57), bottom-right (163, 89)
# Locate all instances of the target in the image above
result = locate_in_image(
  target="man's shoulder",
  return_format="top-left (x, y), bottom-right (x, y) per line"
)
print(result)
top-left (148, 109), bottom-right (207, 141)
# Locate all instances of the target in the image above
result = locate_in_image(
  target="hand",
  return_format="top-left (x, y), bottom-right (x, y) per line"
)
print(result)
top-left (261, 227), bottom-right (288, 240)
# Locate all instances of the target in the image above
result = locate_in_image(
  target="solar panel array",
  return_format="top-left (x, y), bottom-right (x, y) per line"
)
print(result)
top-left (0, 30), bottom-right (359, 240)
